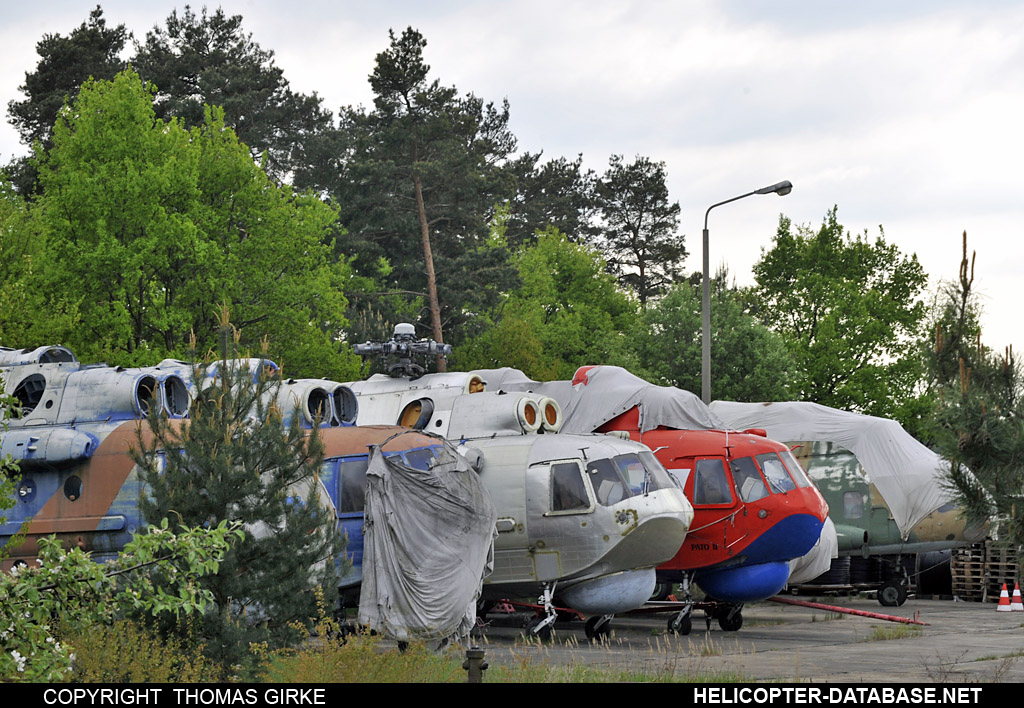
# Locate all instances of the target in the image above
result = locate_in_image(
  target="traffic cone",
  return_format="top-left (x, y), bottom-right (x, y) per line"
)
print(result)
top-left (997, 583), bottom-right (1012, 612)
top-left (1011, 583), bottom-right (1023, 611)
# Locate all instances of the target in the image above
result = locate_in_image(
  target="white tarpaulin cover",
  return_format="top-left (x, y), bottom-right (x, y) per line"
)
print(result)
top-left (787, 517), bottom-right (839, 585)
top-left (358, 433), bottom-right (497, 644)
top-left (474, 366), bottom-right (723, 433)
top-left (709, 401), bottom-right (954, 539)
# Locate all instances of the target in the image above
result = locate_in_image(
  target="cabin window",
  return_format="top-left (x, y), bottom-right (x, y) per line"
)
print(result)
top-left (843, 490), bottom-right (864, 519)
top-left (730, 456), bottom-right (769, 502)
top-left (586, 458), bottom-right (629, 506)
top-left (756, 453), bottom-right (797, 493)
top-left (693, 458), bottom-right (733, 505)
top-left (550, 462), bottom-right (590, 512)
top-left (339, 457), bottom-right (369, 513)
top-left (779, 449), bottom-right (813, 488)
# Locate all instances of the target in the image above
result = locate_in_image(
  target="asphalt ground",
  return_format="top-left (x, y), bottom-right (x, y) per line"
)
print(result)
top-left (470, 596), bottom-right (1024, 683)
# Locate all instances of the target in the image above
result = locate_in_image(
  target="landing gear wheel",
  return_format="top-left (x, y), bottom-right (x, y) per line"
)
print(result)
top-left (528, 619), bottom-right (552, 641)
top-left (667, 614), bottom-right (692, 636)
top-left (718, 611), bottom-right (743, 632)
top-left (877, 579), bottom-right (908, 607)
top-left (650, 582), bottom-right (673, 602)
top-left (585, 616), bottom-right (612, 641)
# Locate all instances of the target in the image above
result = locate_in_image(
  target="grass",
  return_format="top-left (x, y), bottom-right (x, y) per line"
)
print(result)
top-left (260, 630), bottom-right (750, 683)
top-left (863, 624), bottom-right (923, 641)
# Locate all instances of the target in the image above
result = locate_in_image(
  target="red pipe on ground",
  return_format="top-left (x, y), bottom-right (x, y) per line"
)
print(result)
top-left (768, 596), bottom-right (929, 625)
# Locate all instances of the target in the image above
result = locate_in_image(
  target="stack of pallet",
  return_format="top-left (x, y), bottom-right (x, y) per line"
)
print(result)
top-left (985, 543), bottom-right (1020, 601)
top-left (951, 541), bottom-right (1019, 602)
top-left (951, 544), bottom-right (986, 601)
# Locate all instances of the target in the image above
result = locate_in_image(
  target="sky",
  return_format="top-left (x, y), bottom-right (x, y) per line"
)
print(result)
top-left (2, 0), bottom-right (1022, 355)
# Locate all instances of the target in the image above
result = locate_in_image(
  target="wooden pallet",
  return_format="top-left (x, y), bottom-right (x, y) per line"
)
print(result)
top-left (952, 542), bottom-right (1019, 602)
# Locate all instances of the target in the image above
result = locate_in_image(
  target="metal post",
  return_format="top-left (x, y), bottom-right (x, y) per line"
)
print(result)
top-left (700, 181), bottom-right (792, 405)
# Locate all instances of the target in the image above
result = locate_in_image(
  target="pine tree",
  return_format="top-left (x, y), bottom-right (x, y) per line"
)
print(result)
top-left (929, 232), bottom-right (1024, 549)
top-left (134, 317), bottom-right (340, 672)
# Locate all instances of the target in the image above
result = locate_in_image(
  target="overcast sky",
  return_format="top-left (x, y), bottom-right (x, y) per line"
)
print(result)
top-left (2, 1), bottom-right (1022, 356)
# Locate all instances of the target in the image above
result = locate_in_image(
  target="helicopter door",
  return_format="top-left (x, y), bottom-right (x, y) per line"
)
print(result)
top-left (689, 457), bottom-right (735, 507)
top-left (526, 459), bottom-right (595, 581)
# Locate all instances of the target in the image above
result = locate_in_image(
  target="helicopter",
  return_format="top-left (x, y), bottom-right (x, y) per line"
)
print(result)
top-left (476, 365), bottom-right (830, 635)
top-left (345, 326), bottom-right (695, 640)
top-left (709, 400), bottom-right (986, 606)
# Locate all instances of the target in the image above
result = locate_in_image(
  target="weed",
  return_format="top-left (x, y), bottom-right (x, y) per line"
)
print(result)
top-left (921, 651), bottom-right (969, 683)
top-left (693, 634), bottom-right (723, 657)
top-left (864, 624), bottom-right (922, 641)
top-left (64, 619), bottom-right (216, 682)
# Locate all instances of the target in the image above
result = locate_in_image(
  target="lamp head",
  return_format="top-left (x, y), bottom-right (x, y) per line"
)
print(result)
top-left (756, 180), bottom-right (793, 196)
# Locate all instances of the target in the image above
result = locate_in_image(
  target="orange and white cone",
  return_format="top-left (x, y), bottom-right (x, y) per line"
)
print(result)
top-left (997, 583), bottom-right (1012, 612)
top-left (1011, 583), bottom-right (1023, 611)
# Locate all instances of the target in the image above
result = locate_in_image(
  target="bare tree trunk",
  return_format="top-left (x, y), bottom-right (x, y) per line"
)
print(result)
top-left (413, 172), bottom-right (446, 372)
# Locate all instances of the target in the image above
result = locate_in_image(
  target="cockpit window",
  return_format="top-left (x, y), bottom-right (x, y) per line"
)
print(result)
top-left (587, 458), bottom-right (629, 506)
top-left (778, 449), bottom-right (813, 488)
top-left (550, 462), bottom-right (590, 512)
top-left (615, 454), bottom-right (647, 495)
top-left (404, 447), bottom-right (437, 470)
top-left (637, 451), bottom-right (677, 492)
top-left (756, 453), bottom-right (797, 493)
top-left (730, 456), bottom-right (770, 502)
top-left (694, 458), bottom-right (734, 505)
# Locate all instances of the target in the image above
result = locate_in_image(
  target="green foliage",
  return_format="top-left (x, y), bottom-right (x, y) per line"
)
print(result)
top-left (0, 177), bottom-right (79, 344)
top-left (64, 618), bottom-right (215, 683)
top-left (7, 6), bottom-right (128, 151)
top-left (456, 228), bottom-right (637, 379)
top-left (31, 69), bottom-right (357, 379)
top-left (0, 521), bottom-right (241, 682)
top-left (633, 272), bottom-right (796, 401)
top-left (134, 322), bottom-right (342, 672)
top-left (928, 233), bottom-right (1024, 549)
top-left (595, 154), bottom-right (685, 307)
top-left (502, 153), bottom-right (598, 249)
top-left (753, 207), bottom-right (927, 418)
top-left (132, 6), bottom-right (332, 182)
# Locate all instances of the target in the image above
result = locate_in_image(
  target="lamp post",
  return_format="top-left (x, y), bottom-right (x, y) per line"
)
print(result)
top-left (701, 180), bottom-right (792, 404)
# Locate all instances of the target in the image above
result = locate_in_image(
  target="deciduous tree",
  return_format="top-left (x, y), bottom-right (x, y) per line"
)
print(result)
top-left (753, 207), bottom-right (927, 418)
top-left (33, 70), bottom-right (357, 379)
top-left (456, 228), bottom-right (637, 380)
top-left (634, 271), bottom-right (796, 401)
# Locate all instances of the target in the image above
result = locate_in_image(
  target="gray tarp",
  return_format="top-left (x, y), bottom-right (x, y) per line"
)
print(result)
top-left (709, 401), bottom-right (954, 540)
top-left (473, 366), bottom-right (723, 433)
top-left (358, 433), bottom-right (497, 643)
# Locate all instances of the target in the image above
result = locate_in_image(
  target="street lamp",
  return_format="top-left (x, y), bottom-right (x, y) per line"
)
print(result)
top-left (701, 180), bottom-right (792, 404)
